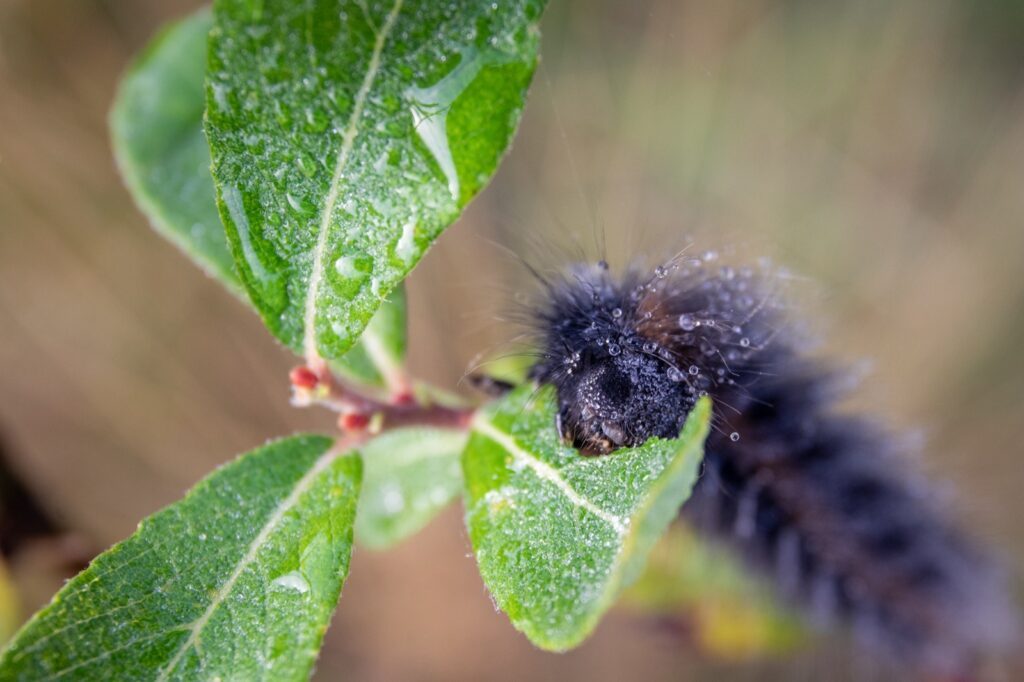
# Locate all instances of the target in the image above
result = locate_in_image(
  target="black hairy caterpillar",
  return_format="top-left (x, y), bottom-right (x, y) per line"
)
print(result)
top-left (521, 253), bottom-right (1016, 675)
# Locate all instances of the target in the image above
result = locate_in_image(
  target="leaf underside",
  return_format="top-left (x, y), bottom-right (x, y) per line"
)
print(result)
top-left (205, 0), bottom-right (546, 361)
top-left (0, 436), bottom-right (361, 681)
top-left (110, 6), bottom-right (239, 291)
top-left (463, 385), bottom-right (711, 651)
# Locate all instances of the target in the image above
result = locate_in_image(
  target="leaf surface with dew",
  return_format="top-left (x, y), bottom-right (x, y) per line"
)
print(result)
top-left (463, 385), bottom-right (711, 650)
top-left (0, 436), bottom-right (360, 680)
top-left (110, 7), bottom-right (408, 390)
top-left (205, 0), bottom-right (546, 364)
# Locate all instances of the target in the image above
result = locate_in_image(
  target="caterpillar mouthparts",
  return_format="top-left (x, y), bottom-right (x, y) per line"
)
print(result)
top-left (525, 255), bottom-right (1017, 674)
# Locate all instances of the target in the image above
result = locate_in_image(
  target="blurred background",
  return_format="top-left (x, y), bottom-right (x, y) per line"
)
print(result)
top-left (1, 0), bottom-right (1023, 679)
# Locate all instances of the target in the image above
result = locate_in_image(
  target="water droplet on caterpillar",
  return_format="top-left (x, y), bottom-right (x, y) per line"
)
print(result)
top-left (679, 314), bottom-right (696, 331)
top-left (611, 307), bottom-right (623, 319)
top-left (730, 432), bottom-right (741, 442)
top-left (740, 337), bottom-right (751, 347)
top-left (607, 343), bottom-right (621, 356)
top-left (667, 367), bottom-right (684, 382)
top-left (689, 365), bottom-right (700, 376)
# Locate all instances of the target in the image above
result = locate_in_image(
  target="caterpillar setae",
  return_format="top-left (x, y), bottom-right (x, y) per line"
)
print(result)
top-left (518, 252), bottom-right (1016, 676)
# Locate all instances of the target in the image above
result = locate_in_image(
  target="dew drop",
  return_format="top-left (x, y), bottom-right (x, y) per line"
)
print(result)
top-left (285, 192), bottom-right (315, 215)
top-left (611, 307), bottom-right (623, 319)
top-left (334, 256), bottom-right (359, 278)
top-left (678, 314), bottom-right (696, 331)
top-left (296, 152), bottom-right (318, 178)
top-left (689, 365), bottom-right (700, 376)
top-left (272, 571), bottom-right (310, 594)
top-left (730, 432), bottom-right (741, 442)
top-left (607, 343), bottom-right (621, 356)
top-left (740, 337), bottom-right (751, 347)
top-left (667, 367), bottom-right (684, 382)
top-left (396, 220), bottom-right (417, 262)
top-left (406, 48), bottom-right (506, 201)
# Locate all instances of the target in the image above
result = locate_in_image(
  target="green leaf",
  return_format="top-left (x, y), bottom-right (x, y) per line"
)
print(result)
top-left (356, 427), bottom-right (467, 549)
top-left (329, 285), bottom-right (407, 390)
top-left (0, 436), bottom-right (361, 680)
top-left (111, 7), bottom-right (408, 389)
top-left (110, 7), bottom-right (239, 292)
top-left (463, 386), bottom-right (711, 651)
top-left (205, 0), bottom-right (546, 362)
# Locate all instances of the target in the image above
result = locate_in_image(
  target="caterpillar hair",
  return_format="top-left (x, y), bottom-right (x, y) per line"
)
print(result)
top-left (522, 253), bottom-right (1017, 675)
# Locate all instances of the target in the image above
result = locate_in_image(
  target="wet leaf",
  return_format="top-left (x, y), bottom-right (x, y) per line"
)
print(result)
top-left (0, 436), bottom-right (361, 680)
top-left (356, 427), bottom-right (467, 549)
top-left (111, 7), bottom-right (409, 389)
top-left (205, 0), bottom-right (546, 362)
top-left (328, 285), bottom-right (407, 390)
top-left (463, 385), bottom-right (710, 651)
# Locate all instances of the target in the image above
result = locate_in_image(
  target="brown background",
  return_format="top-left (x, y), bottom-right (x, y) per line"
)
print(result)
top-left (1, 0), bottom-right (1022, 679)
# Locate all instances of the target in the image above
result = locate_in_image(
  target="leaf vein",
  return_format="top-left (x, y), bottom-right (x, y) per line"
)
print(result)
top-left (302, 0), bottom-right (405, 363)
top-left (154, 446), bottom-right (342, 681)
top-left (471, 418), bottom-right (627, 535)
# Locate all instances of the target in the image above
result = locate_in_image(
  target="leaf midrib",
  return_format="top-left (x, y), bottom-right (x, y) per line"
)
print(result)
top-left (154, 445), bottom-right (342, 680)
top-left (471, 417), bottom-right (628, 535)
top-left (302, 0), bottom-right (405, 364)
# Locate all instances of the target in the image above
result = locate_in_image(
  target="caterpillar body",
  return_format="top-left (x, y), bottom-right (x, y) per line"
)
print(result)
top-left (524, 255), bottom-right (1015, 675)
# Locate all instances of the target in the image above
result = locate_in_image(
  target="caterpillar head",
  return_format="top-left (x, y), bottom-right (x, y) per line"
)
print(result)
top-left (528, 262), bottom-right (693, 454)
top-left (527, 257), bottom-right (777, 454)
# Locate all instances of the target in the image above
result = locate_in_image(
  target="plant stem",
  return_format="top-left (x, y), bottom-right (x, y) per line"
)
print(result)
top-left (289, 365), bottom-right (473, 435)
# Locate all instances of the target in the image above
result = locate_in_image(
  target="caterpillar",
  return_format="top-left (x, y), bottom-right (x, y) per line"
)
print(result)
top-left (521, 253), bottom-right (1016, 675)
